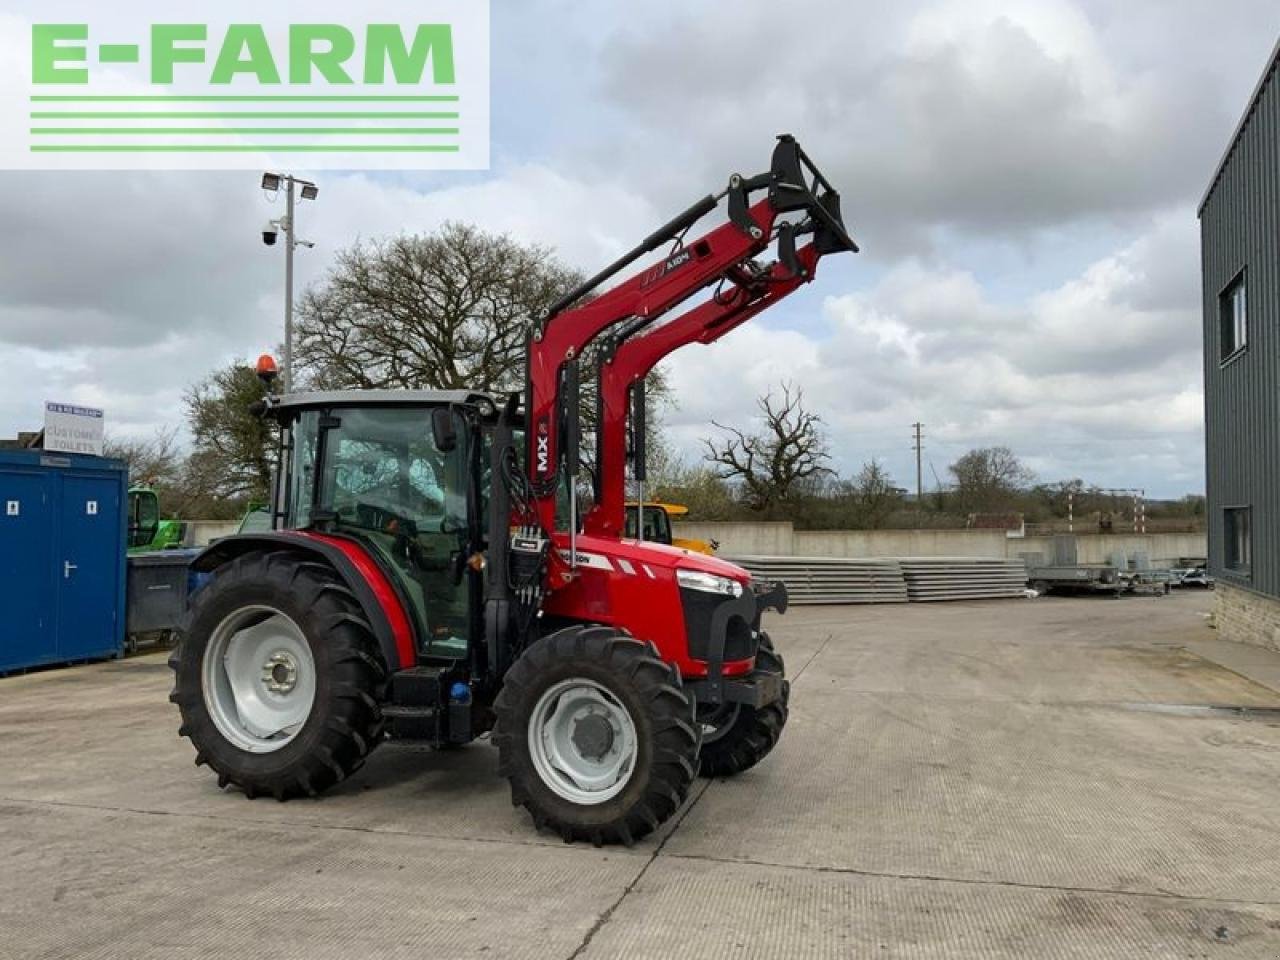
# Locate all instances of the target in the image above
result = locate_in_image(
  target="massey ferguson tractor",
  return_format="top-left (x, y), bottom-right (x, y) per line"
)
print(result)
top-left (169, 135), bottom-right (858, 844)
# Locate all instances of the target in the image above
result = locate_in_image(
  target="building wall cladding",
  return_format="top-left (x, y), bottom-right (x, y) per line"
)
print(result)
top-left (1200, 42), bottom-right (1280, 605)
top-left (1215, 582), bottom-right (1280, 655)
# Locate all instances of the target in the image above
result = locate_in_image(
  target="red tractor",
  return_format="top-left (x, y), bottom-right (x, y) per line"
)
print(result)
top-left (169, 136), bottom-right (857, 844)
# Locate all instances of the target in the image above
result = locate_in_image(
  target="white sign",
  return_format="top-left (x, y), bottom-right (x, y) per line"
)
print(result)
top-left (1, 2), bottom-right (490, 172)
top-left (86, 500), bottom-right (98, 515)
top-left (5, 500), bottom-right (18, 516)
top-left (44, 402), bottom-right (105, 456)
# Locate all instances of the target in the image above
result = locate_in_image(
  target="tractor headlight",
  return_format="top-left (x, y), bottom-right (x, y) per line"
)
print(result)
top-left (676, 569), bottom-right (744, 597)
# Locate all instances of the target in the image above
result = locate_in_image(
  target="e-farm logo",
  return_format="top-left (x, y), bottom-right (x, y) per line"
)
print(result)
top-left (6, 2), bottom-right (489, 170)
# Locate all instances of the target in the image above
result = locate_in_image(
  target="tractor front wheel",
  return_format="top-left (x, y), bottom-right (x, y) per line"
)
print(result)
top-left (169, 550), bottom-right (386, 801)
top-left (697, 633), bottom-right (789, 778)
top-left (493, 625), bottom-right (700, 845)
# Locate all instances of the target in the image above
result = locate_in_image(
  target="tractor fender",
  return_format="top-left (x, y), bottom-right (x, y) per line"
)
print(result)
top-left (189, 532), bottom-right (416, 672)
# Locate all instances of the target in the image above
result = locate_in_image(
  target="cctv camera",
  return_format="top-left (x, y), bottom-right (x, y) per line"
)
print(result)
top-left (262, 221), bottom-right (278, 246)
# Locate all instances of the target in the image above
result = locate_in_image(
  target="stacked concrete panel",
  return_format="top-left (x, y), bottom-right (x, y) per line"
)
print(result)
top-left (898, 557), bottom-right (1029, 602)
top-left (731, 556), bottom-right (908, 605)
top-left (732, 555), bottom-right (1028, 605)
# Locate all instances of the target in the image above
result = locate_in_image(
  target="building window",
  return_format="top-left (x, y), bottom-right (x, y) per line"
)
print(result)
top-left (1219, 270), bottom-right (1247, 361)
top-left (1224, 506), bottom-right (1252, 573)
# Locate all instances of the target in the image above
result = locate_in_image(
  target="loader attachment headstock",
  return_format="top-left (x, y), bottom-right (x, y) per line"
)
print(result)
top-left (766, 135), bottom-right (859, 255)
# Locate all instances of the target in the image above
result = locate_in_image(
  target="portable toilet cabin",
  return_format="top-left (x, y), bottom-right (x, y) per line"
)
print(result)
top-left (0, 449), bottom-right (127, 672)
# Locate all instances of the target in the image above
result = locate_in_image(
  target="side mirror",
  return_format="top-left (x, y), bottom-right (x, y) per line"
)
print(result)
top-left (432, 407), bottom-right (458, 452)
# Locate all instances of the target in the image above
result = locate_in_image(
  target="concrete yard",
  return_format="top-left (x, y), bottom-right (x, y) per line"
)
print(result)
top-left (3, 592), bottom-right (1280, 959)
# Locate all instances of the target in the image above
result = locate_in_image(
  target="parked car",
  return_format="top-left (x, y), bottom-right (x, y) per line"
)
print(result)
top-left (1180, 568), bottom-right (1215, 589)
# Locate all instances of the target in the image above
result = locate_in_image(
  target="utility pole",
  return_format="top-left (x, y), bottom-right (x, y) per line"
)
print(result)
top-left (261, 172), bottom-right (319, 393)
top-left (911, 422), bottom-right (924, 508)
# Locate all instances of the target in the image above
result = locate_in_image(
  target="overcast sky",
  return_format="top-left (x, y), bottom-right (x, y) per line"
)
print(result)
top-left (2, 0), bottom-right (1277, 497)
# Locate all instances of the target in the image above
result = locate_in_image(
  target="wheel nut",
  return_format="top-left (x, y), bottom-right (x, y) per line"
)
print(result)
top-left (262, 652), bottom-right (298, 694)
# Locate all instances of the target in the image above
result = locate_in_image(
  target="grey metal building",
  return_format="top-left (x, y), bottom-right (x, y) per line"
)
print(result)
top-left (1199, 37), bottom-right (1280, 651)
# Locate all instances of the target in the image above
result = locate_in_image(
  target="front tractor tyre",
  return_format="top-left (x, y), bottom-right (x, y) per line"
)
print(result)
top-left (697, 632), bottom-right (790, 778)
top-left (168, 550), bottom-right (387, 801)
top-left (493, 625), bottom-right (700, 845)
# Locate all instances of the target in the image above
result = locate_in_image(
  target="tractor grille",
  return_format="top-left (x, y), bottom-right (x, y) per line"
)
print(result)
top-left (680, 588), bottom-right (756, 664)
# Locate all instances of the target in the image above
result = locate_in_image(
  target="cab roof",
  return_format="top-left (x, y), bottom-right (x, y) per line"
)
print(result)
top-left (272, 389), bottom-right (504, 412)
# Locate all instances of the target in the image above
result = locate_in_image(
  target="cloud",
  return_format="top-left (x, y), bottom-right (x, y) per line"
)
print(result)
top-left (0, 162), bottom-right (664, 442)
top-left (593, 0), bottom-right (1275, 255)
top-left (2, 0), bottom-right (1272, 501)
top-left (662, 212), bottom-right (1205, 496)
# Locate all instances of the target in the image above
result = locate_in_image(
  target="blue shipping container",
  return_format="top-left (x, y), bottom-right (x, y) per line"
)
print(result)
top-left (0, 449), bottom-right (127, 672)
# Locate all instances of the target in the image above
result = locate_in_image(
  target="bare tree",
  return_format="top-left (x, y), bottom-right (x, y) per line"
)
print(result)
top-left (851, 459), bottom-right (900, 529)
top-left (948, 446), bottom-right (1033, 513)
top-left (295, 222), bottom-right (583, 392)
top-left (104, 429), bottom-right (182, 488)
top-left (703, 382), bottom-right (832, 510)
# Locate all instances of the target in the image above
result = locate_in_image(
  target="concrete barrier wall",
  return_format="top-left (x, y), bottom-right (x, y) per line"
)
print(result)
top-left (794, 529), bottom-right (1007, 558)
top-left (188, 520), bottom-right (239, 546)
top-left (1016, 533), bottom-right (1207, 567)
top-left (673, 522), bottom-right (795, 556)
top-left (674, 521), bottom-right (1206, 566)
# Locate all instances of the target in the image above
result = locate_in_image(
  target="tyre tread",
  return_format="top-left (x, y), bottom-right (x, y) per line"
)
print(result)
top-left (493, 624), bottom-right (699, 846)
top-left (169, 548), bottom-right (386, 801)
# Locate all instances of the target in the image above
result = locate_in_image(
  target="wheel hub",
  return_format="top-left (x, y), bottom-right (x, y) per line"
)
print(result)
top-left (263, 651), bottom-right (299, 694)
top-left (571, 712), bottom-right (615, 761)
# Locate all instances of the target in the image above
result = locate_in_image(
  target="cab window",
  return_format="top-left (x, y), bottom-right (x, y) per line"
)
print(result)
top-left (315, 406), bottom-right (472, 659)
top-left (625, 505), bottom-right (671, 544)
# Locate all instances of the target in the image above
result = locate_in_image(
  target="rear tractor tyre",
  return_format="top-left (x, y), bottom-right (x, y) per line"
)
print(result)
top-left (168, 550), bottom-right (387, 801)
top-left (493, 625), bottom-right (700, 845)
top-left (697, 632), bottom-right (789, 778)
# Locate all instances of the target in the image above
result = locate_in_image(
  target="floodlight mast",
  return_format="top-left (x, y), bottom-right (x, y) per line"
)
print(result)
top-left (261, 172), bottom-right (319, 392)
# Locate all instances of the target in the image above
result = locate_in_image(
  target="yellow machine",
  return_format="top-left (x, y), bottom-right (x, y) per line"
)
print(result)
top-left (624, 501), bottom-right (717, 555)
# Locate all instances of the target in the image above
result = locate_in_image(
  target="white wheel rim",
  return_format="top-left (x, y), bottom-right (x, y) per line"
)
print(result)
top-left (527, 678), bottom-right (638, 805)
top-left (202, 605), bottom-right (316, 754)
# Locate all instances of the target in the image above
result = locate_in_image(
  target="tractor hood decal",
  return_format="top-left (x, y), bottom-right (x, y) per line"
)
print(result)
top-left (552, 533), bottom-right (749, 583)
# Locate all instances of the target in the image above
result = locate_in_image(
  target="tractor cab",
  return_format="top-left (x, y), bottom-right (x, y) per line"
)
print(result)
top-left (127, 487), bottom-right (161, 551)
top-left (267, 390), bottom-right (501, 662)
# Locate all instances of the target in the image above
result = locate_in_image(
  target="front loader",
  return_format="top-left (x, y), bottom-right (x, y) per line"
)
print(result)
top-left (169, 135), bottom-right (858, 844)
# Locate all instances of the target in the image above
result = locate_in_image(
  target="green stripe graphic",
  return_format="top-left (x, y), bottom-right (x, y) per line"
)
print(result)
top-left (30, 95), bottom-right (459, 102)
top-left (32, 128), bottom-right (460, 136)
top-left (31, 111), bottom-right (459, 119)
top-left (30, 144), bottom-right (462, 153)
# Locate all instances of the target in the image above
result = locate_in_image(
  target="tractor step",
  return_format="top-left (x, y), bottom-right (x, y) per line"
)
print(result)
top-left (381, 704), bottom-right (438, 719)
top-left (381, 703), bottom-right (439, 741)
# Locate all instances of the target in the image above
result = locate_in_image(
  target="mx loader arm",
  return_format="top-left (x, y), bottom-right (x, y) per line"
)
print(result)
top-left (524, 134), bottom-right (858, 548)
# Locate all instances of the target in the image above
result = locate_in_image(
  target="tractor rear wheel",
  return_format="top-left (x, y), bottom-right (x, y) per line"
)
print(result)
top-left (169, 550), bottom-right (386, 800)
top-left (493, 625), bottom-right (700, 845)
top-left (697, 633), bottom-right (789, 778)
